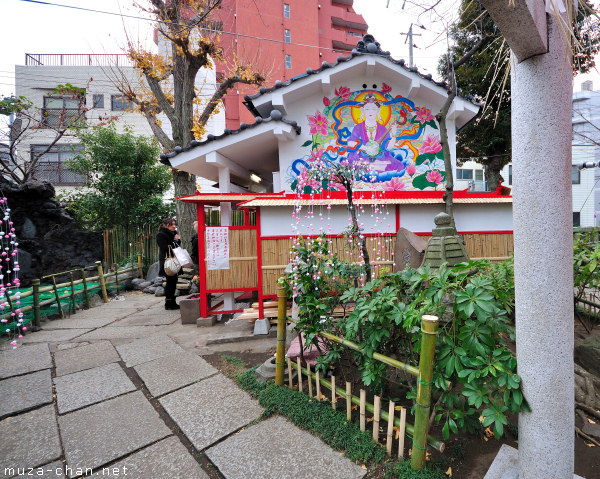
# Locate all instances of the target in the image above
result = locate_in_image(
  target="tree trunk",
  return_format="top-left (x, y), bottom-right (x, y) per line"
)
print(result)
top-left (344, 183), bottom-right (371, 282)
top-left (172, 169), bottom-right (197, 251)
top-left (484, 153), bottom-right (506, 191)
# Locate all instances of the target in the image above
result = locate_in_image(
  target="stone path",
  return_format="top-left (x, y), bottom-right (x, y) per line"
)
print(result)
top-left (0, 293), bottom-right (366, 479)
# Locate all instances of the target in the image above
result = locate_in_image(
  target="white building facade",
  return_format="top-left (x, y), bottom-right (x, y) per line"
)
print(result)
top-left (14, 52), bottom-right (224, 194)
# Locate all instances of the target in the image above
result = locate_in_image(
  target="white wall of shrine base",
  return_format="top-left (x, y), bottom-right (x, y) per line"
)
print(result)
top-left (259, 203), bottom-right (513, 237)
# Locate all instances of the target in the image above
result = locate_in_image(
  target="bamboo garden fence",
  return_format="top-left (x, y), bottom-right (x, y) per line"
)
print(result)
top-left (273, 287), bottom-right (445, 471)
top-left (1, 257), bottom-right (143, 334)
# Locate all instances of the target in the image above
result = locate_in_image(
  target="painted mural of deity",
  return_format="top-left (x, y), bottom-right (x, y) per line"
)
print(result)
top-left (288, 83), bottom-right (445, 192)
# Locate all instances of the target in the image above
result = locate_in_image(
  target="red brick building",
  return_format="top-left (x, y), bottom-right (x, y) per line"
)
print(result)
top-left (215, 0), bottom-right (368, 128)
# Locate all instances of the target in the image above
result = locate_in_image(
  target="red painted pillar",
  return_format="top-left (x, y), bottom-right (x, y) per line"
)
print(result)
top-left (197, 204), bottom-right (209, 318)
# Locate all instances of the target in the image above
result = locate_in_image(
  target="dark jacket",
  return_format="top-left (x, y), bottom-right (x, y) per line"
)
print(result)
top-left (156, 227), bottom-right (181, 276)
top-left (191, 233), bottom-right (199, 265)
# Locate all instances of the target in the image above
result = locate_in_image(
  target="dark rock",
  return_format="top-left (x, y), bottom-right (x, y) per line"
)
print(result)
top-left (0, 177), bottom-right (103, 285)
top-left (575, 335), bottom-right (600, 378)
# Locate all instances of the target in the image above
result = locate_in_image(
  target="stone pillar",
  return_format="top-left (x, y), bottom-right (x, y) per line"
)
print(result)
top-left (511, 14), bottom-right (573, 479)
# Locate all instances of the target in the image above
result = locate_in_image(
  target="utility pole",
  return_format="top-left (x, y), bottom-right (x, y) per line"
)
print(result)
top-left (399, 23), bottom-right (422, 68)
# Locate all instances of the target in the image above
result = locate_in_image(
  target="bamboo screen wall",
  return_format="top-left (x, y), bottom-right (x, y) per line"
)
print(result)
top-left (260, 232), bottom-right (514, 295)
top-left (205, 229), bottom-right (258, 290)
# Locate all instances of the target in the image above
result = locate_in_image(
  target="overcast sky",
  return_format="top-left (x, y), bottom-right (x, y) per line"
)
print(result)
top-left (1, 0), bottom-right (598, 100)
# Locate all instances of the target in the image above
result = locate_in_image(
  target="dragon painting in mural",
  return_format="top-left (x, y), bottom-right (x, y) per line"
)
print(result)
top-left (289, 83), bottom-right (445, 192)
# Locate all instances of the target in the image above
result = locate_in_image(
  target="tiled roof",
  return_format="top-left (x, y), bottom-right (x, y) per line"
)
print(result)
top-left (243, 35), bottom-right (479, 106)
top-left (159, 110), bottom-right (301, 165)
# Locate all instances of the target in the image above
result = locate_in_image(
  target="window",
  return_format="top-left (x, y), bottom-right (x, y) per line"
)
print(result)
top-left (456, 168), bottom-right (473, 181)
top-left (285, 55), bottom-right (292, 69)
top-left (31, 144), bottom-right (86, 186)
top-left (572, 165), bottom-right (581, 184)
top-left (508, 165), bottom-right (512, 185)
top-left (475, 169), bottom-right (484, 181)
top-left (93, 94), bottom-right (104, 108)
top-left (42, 95), bottom-right (84, 128)
top-left (111, 94), bottom-right (133, 111)
top-left (284, 29), bottom-right (291, 44)
top-left (283, 3), bottom-right (290, 18)
top-left (573, 212), bottom-right (581, 227)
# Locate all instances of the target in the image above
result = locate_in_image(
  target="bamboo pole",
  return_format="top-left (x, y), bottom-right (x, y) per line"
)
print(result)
top-left (113, 264), bottom-right (120, 292)
top-left (307, 363), bottom-right (313, 397)
top-left (331, 375), bottom-right (336, 410)
top-left (80, 268), bottom-right (90, 309)
top-left (373, 395), bottom-right (381, 442)
top-left (386, 401), bottom-right (395, 455)
top-left (297, 357), bottom-right (303, 392)
top-left (137, 253), bottom-right (144, 279)
top-left (290, 362), bottom-right (445, 452)
top-left (316, 370), bottom-right (321, 400)
top-left (399, 406), bottom-right (407, 459)
top-left (51, 276), bottom-right (64, 319)
top-left (275, 286), bottom-right (286, 386)
top-left (96, 261), bottom-right (108, 303)
top-left (411, 315), bottom-right (439, 471)
top-left (69, 272), bottom-right (76, 313)
top-left (32, 279), bottom-right (41, 329)
top-left (287, 356), bottom-right (293, 388)
top-left (360, 389), bottom-right (366, 432)
top-left (346, 381), bottom-right (352, 421)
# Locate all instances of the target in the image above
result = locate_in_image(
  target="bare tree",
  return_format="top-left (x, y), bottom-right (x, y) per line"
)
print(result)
top-left (0, 84), bottom-right (88, 185)
top-left (113, 0), bottom-right (269, 249)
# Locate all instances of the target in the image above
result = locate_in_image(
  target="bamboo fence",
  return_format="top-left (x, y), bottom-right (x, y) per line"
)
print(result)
top-left (273, 288), bottom-right (444, 470)
top-left (104, 224), bottom-right (159, 270)
top-left (206, 229), bottom-right (258, 290)
top-left (261, 232), bottom-right (515, 295)
top-left (1, 259), bottom-right (143, 331)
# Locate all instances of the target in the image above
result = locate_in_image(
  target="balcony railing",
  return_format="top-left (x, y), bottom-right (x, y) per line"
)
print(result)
top-left (25, 53), bottom-right (135, 67)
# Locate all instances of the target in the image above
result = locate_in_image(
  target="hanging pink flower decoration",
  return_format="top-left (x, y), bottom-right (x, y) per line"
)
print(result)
top-left (384, 177), bottom-right (405, 191)
top-left (381, 83), bottom-right (392, 94)
top-left (426, 170), bottom-right (444, 185)
top-left (323, 96), bottom-right (330, 106)
top-left (406, 164), bottom-right (417, 176)
top-left (308, 111), bottom-right (329, 136)
top-left (415, 107), bottom-right (434, 124)
top-left (420, 135), bottom-right (442, 154)
top-left (334, 86), bottom-right (351, 100)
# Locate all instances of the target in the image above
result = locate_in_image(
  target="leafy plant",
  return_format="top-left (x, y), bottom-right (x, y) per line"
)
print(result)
top-left (60, 123), bottom-right (174, 230)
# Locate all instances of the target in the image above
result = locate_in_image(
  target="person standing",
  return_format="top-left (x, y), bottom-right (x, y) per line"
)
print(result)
top-left (156, 217), bottom-right (181, 310)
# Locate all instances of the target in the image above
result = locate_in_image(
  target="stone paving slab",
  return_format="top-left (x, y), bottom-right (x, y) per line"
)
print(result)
top-left (54, 363), bottom-right (136, 413)
top-left (89, 436), bottom-right (208, 479)
top-left (58, 391), bottom-right (171, 478)
top-left (0, 343), bottom-right (52, 379)
top-left (0, 370), bottom-right (53, 418)
top-left (41, 315), bottom-right (119, 330)
top-left (159, 374), bottom-right (263, 451)
top-left (0, 406), bottom-right (61, 479)
top-left (101, 297), bottom-right (161, 309)
top-left (111, 310), bottom-right (180, 327)
top-left (75, 326), bottom-right (167, 341)
top-left (12, 461), bottom-right (64, 478)
top-left (54, 340), bottom-right (120, 377)
top-left (21, 329), bottom-right (90, 344)
top-left (133, 351), bottom-right (218, 397)
top-left (206, 415), bottom-right (366, 479)
top-left (116, 334), bottom-right (183, 367)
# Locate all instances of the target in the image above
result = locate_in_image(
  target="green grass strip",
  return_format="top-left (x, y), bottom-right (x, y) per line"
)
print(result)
top-left (235, 367), bottom-right (386, 465)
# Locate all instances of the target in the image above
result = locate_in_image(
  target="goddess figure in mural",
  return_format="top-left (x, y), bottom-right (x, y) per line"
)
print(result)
top-left (345, 93), bottom-right (408, 180)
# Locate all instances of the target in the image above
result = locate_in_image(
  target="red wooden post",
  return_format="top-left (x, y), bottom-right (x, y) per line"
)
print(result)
top-left (256, 207), bottom-right (264, 320)
top-left (197, 204), bottom-right (209, 319)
